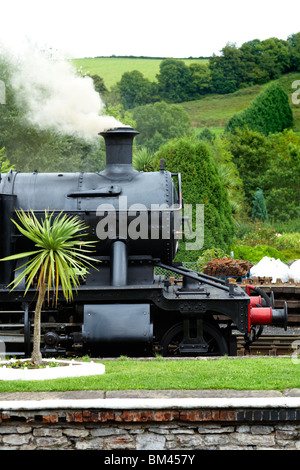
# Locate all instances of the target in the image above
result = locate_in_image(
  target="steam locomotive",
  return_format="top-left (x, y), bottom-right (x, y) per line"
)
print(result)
top-left (0, 127), bottom-right (288, 357)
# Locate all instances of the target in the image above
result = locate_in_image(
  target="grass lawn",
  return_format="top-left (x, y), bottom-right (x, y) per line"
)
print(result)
top-left (0, 357), bottom-right (299, 393)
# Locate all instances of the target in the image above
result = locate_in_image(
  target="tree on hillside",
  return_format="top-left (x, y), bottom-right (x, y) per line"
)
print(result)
top-left (198, 128), bottom-right (216, 143)
top-left (188, 63), bottom-right (212, 98)
top-left (226, 83), bottom-right (293, 135)
top-left (132, 101), bottom-right (191, 152)
top-left (239, 40), bottom-right (270, 84)
top-left (117, 70), bottom-right (157, 109)
top-left (258, 37), bottom-right (291, 79)
top-left (288, 32), bottom-right (300, 71)
top-left (209, 35), bottom-right (296, 93)
top-left (156, 59), bottom-right (191, 102)
top-left (88, 74), bottom-right (108, 95)
top-left (209, 43), bottom-right (246, 93)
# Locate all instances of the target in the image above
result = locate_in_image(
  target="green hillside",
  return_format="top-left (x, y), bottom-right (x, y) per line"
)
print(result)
top-left (179, 73), bottom-right (300, 132)
top-left (72, 56), bottom-right (208, 89)
top-left (180, 85), bottom-right (264, 130)
top-left (71, 55), bottom-right (300, 133)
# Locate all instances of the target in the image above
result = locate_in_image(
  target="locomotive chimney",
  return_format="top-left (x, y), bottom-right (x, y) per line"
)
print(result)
top-left (99, 127), bottom-right (139, 178)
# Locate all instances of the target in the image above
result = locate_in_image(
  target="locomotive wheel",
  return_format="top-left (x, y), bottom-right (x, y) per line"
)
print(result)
top-left (160, 322), bottom-right (228, 357)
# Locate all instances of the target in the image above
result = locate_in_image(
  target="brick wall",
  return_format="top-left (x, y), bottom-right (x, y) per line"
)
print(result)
top-left (1, 407), bottom-right (300, 450)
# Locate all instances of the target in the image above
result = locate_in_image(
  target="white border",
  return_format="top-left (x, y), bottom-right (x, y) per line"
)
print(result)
top-left (0, 358), bottom-right (105, 381)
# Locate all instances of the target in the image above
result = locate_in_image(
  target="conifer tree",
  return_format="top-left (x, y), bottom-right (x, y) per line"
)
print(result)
top-left (251, 188), bottom-right (268, 222)
top-left (226, 83), bottom-right (293, 135)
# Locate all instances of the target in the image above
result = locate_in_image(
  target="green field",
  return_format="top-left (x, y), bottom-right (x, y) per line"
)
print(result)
top-left (72, 56), bottom-right (208, 89)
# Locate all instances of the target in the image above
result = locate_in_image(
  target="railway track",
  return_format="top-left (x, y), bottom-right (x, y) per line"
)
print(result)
top-left (235, 331), bottom-right (300, 356)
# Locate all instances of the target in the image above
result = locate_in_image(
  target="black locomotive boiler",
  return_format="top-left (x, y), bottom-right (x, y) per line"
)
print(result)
top-left (0, 127), bottom-right (288, 357)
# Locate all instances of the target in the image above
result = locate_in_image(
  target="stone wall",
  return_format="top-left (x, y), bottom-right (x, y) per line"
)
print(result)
top-left (1, 407), bottom-right (300, 450)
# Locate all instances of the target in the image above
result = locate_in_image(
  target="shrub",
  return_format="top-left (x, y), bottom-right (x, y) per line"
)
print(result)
top-left (227, 128), bottom-right (300, 222)
top-left (272, 233), bottom-right (300, 250)
top-left (235, 222), bottom-right (277, 246)
top-left (231, 244), bottom-right (288, 264)
top-left (280, 249), bottom-right (300, 260)
top-left (227, 127), bottom-right (270, 205)
top-left (262, 130), bottom-right (300, 222)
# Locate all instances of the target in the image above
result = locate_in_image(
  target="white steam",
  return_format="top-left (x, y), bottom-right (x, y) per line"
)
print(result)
top-left (3, 44), bottom-right (124, 141)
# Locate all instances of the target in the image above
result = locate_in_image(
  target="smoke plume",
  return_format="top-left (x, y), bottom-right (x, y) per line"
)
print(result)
top-left (2, 44), bottom-right (124, 141)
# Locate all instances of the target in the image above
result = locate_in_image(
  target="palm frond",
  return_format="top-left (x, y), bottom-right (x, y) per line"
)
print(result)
top-left (133, 147), bottom-right (155, 172)
top-left (1, 209), bottom-right (98, 303)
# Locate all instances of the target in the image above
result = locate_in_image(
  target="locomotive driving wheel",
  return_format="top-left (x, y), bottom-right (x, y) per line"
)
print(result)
top-left (160, 321), bottom-right (229, 357)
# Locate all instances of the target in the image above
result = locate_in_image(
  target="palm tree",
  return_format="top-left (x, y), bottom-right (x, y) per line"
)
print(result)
top-left (1, 209), bottom-right (97, 365)
top-left (133, 147), bottom-right (154, 172)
